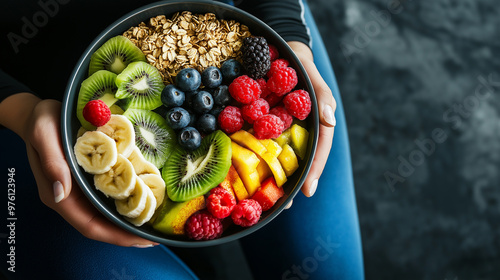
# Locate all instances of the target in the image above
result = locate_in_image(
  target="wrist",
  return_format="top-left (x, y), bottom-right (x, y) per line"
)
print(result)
top-left (287, 41), bottom-right (313, 61)
top-left (0, 93), bottom-right (41, 141)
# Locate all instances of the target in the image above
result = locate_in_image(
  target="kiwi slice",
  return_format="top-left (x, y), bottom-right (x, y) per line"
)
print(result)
top-left (123, 109), bottom-right (176, 169)
top-left (163, 130), bottom-right (232, 202)
top-left (76, 70), bottom-right (119, 130)
top-left (88, 35), bottom-right (146, 75)
top-left (115, 61), bottom-right (164, 110)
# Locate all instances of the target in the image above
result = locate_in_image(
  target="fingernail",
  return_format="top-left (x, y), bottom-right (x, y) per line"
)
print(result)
top-left (308, 179), bottom-right (318, 197)
top-left (284, 200), bottom-right (293, 209)
top-left (53, 181), bottom-right (64, 203)
top-left (323, 105), bottom-right (336, 127)
top-left (132, 244), bottom-right (155, 248)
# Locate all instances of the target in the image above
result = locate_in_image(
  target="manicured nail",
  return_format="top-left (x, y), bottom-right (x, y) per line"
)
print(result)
top-left (308, 179), bottom-right (318, 197)
top-left (53, 181), bottom-right (64, 203)
top-left (323, 104), bottom-right (336, 127)
top-left (132, 244), bottom-right (155, 248)
top-left (284, 200), bottom-right (293, 209)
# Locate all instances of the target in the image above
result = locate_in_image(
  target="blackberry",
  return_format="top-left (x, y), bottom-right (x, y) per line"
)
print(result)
top-left (242, 37), bottom-right (271, 80)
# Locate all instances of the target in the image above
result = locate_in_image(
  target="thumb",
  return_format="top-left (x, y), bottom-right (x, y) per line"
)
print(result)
top-left (29, 100), bottom-right (72, 203)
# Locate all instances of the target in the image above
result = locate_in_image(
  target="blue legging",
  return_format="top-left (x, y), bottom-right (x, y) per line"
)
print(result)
top-left (0, 2), bottom-right (363, 279)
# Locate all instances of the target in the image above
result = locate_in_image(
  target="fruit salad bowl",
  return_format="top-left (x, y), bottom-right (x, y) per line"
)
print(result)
top-left (61, 0), bottom-right (318, 247)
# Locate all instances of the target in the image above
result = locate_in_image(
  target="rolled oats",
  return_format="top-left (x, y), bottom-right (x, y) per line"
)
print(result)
top-left (123, 11), bottom-right (251, 84)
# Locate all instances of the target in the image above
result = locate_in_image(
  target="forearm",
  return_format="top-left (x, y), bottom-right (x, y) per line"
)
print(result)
top-left (0, 92), bottom-right (41, 141)
top-left (238, 0), bottom-right (311, 47)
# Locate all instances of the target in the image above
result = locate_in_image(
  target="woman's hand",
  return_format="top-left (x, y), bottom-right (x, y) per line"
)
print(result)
top-left (288, 41), bottom-right (337, 198)
top-left (0, 94), bottom-right (157, 247)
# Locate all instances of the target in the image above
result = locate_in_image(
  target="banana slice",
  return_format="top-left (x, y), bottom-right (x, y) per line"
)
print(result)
top-left (97, 115), bottom-right (135, 158)
top-left (128, 147), bottom-right (161, 176)
top-left (139, 174), bottom-right (165, 210)
top-left (115, 177), bottom-right (148, 218)
top-left (126, 186), bottom-right (157, 227)
top-left (74, 131), bottom-right (118, 174)
top-left (94, 154), bottom-right (136, 200)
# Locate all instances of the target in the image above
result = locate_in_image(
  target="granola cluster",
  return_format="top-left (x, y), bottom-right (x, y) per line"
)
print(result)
top-left (123, 11), bottom-right (252, 84)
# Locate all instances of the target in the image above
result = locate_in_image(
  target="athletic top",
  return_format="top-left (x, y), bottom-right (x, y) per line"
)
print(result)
top-left (0, 0), bottom-right (310, 103)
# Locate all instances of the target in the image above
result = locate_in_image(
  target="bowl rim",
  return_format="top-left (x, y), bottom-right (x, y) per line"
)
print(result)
top-left (61, 0), bottom-right (319, 247)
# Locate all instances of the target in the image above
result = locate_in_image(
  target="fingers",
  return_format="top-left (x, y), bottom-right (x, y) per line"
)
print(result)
top-left (28, 100), bottom-right (72, 203)
top-left (294, 57), bottom-right (336, 197)
top-left (301, 59), bottom-right (336, 128)
top-left (26, 144), bottom-right (157, 247)
top-left (302, 124), bottom-right (335, 197)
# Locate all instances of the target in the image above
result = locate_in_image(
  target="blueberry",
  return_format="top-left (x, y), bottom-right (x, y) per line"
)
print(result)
top-left (178, 127), bottom-right (201, 150)
top-left (221, 59), bottom-right (242, 83)
top-left (176, 68), bottom-right (201, 92)
top-left (201, 66), bottom-right (223, 89)
top-left (209, 104), bottom-right (225, 117)
top-left (166, 107), bottom-right (191, 130)
top-left (161, 84), bottom-right (185, 108)
top-left (191, 91), bottom-right (214, 114)
top-left (186, 109), bottom-right (197, 127)
top-left (196, 114), bottom-right (217, 134)
top-left (212, 85), bottom-right (231, 105)
top-left (184, 90), bottom-right (199, 108)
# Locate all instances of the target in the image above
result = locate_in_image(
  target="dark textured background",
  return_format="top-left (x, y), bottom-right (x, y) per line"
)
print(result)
top-left (308, 0), bottom-right (500, 279)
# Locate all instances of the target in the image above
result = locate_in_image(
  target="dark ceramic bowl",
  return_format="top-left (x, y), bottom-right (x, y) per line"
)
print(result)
top-left (61, 0), bottom-right (318, 247)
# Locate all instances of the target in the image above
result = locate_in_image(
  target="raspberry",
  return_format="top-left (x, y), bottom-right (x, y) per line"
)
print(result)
top-left (257, 78), bottom-right (271, 98)
top-left (268, 44), bottom-right (279, 61)
top-left (231, 199), bottom-right (262, 227)
top-left (267, 59), bottom-right (289, 78)
top-left (242, 98), bottom-right (270, 124)
top-left (207, 187), bottom-right (236, 219)
top-left (242, 37), bottom-right (271, 79)
top-left (185, 211), bottom-right (223, 240)
top-left (228, 75), bottom-right (261, 104)
top-left (218, 106), bottom-right (244, 134)
top-left (269, 106), bottom-right (293, 130)
top-left (267, 67), bottom-right (298, 96)
top-left (264, 92), bottom-right (283, 108)
top-left (83, 100), bottom-right (111, 127)
top-left (253, 114), bottom-right (284, 139)
top-left (284, 90), bottom-right (312, 120)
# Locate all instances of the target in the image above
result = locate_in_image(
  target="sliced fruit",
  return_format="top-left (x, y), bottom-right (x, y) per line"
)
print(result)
top-left (219, 165), bottom-right (248, 202)
top-left (74, 131), bottom-right (118, 174)
top-left (127, 147), bottom-right (161, 176)
top-left (152, 196), bottom-right (206, 235)
top-left (126, 186), bottom-right (157, 227)
top-left (251, 177), bottom-right (284, 211)
top-left (88, 35), bottom-right (146, 75)
top-left (259, 139), bottom-right (282, 158)
top-left (110, 104), bottom-right (125, 114)
top-left (124, 109), bottom-right (176, 169)
top-left (76, 70), bottom-right (118, 130)
top-left (115, 61), bottom-right (164, 110)
top-left (115, 177), bottom-right (148, 218)
top-left (76, 127), bottom-right (87, 138)
top-left (275, 128), bottom-right (291, 147)
top-left (290, 124), bottom-right (309, 159)
top-left (97, 115), bottom-right (135, 158)
top-left (163, 130), bottom-right (232, 202)
top-left (256, 157), bottom-right (272, 183)
top-left (217, 178), bottom-right (236, 201)
top-left (230, 130), bottom-right (267, 156)
top-left (278, 144), bottom-right (299, 177)
top-left (94, 154), bottom-right (136, 200)
top-left (139, 174), bottom-right (165, 210)
top-left (261, 152), bottom-right (287, 187)
top-left (231, 142), bottom-right (260, 175)
top-left (238, 169), bottom-right (261, 196)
